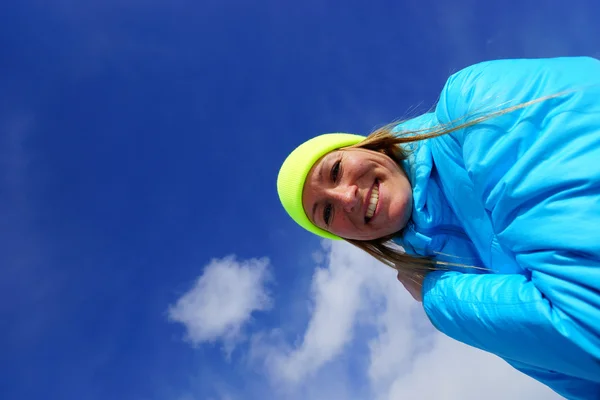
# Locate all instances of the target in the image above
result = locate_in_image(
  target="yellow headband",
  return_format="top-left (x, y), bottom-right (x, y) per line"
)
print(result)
top-left (277, 133), bottom-right (366, 240)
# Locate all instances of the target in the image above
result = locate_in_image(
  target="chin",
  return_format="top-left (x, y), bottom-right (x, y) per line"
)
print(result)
top-left (390, 207), bottom-right (411, 232)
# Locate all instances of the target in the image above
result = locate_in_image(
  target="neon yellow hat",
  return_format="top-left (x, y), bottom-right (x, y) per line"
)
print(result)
top-left (277, 133), bottom-right (366, 240)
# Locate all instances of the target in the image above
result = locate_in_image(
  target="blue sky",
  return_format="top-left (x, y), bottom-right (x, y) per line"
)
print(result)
top-left (1, 1), bottom-right (598, 399)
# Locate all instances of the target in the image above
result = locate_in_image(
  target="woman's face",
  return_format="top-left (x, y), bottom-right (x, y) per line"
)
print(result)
top-left (302, 147), bottom-right (413, 241)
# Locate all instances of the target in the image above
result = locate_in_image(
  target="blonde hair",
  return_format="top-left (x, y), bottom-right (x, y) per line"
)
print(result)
top-left (342, 92), bottom-right (567, 281)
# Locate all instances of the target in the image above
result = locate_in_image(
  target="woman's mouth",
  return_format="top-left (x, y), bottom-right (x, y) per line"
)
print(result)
top-left (365, 180), bottom-right (379, 223)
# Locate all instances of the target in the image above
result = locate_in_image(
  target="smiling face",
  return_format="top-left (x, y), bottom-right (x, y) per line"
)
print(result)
top-left (301, 147), bottom-right (413, 241)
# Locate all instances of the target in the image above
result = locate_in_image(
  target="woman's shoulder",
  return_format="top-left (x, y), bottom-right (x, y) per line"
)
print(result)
top-left (435, 56), bottom-right (600, 127)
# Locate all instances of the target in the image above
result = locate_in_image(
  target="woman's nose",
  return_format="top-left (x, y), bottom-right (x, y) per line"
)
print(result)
top-left (333, 185), bottom-right (359, 213)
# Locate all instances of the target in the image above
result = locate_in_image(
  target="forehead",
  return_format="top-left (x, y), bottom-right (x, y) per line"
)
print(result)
top-left (304, 152), bottom-right (327, 193)
top-left (315, 149), bottom-right (334, 169)
top-left (301, 150), bottom-right (339, 221)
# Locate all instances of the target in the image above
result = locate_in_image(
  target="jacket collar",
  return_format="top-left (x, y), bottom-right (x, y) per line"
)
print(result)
top-left (387, 114), bottom-right (453, 256)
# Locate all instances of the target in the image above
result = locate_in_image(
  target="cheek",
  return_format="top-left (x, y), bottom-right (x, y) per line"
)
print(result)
top-left (399, 181), bottom-right (412, 207)
top-left (348, 154), bottom-right (376, 175)
top-left (331, 214), bottom-right (356, 236)
top-left (386, 181), bottom-right (411, 220)
top-left (334, 213), bottom-right (351, 228)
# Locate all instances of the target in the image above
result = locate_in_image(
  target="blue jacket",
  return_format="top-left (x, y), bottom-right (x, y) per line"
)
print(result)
top-left (392, 57), bottom-right (600, 399)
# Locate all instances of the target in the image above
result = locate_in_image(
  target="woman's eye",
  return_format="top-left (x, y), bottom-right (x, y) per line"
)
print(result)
top-left (331, 160), bottom-right (340, 182)
top-left (323, 204), bottom-right (332, 225)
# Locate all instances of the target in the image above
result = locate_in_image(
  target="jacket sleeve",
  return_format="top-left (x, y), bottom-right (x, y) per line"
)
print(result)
top-left (423, 271), bottom-right (600, 397)
top-left (508, 360), bottom-right (600, 400)
top-left (422, 57), bottom-right (600, 395)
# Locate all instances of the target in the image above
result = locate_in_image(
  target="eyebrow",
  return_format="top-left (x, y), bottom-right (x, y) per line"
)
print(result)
top-left (311, 159), bottom-right (326, 226)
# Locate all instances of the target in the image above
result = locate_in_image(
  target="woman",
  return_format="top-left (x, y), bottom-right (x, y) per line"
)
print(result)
top-left (277, 57), bottom-right (600, 399)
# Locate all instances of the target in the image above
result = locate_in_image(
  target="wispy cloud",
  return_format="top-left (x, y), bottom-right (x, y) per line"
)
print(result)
top-left (0, 112), bottom-right (62, 343)
top-left (173, 242), bottom-right (562, 399)
top-left (168, 255), bottom-right (272, 354)
top-left (254, 240), bottom-right (369, 384)
top-left (384, 333), bottom-right (561, 400)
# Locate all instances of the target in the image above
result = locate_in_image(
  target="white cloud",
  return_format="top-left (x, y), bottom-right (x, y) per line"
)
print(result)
top-left (168, 255), bottom-right (272, 353)
top-left (251, 240), bottom-right (371, 384)
top-left (385, 334), bottom-right (560, 400)
top-left (249, 241), bottom-right (561, 400)
top-left (175, 244), bottom-right (561, 400)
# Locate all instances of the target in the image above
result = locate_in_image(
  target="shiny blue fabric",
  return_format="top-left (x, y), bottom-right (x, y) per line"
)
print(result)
top-left (392, 57), bottom-right (600, 399)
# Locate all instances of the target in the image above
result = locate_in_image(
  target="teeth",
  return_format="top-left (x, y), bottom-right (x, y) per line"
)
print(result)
top-left (366, 185), bottom-right (379, 219)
